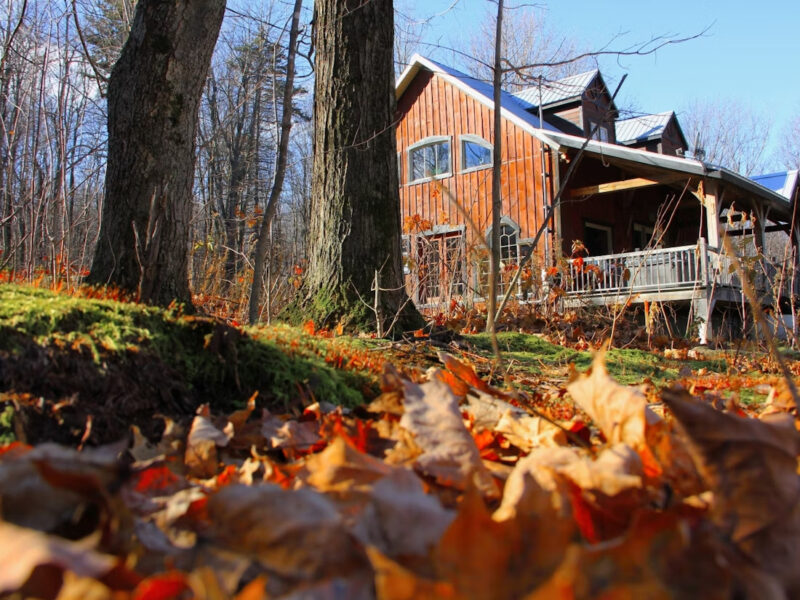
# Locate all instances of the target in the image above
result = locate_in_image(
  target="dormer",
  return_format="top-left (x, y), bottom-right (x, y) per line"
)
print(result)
top-left (615, 111), bottom-right (688, 156)
top-left (512, 70), bottom-right (618, 143)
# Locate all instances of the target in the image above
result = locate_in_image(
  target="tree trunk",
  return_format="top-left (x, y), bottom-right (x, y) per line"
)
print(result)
top-left (291, 0), bottom-right (422, 334)
top-left (87, 0), bottom-right (225, 306)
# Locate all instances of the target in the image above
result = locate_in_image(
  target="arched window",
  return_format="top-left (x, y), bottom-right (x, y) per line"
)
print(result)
top-left (407, 136), bottom-right (451, 183)
top-left (460, 135), bottom-right (492, 172)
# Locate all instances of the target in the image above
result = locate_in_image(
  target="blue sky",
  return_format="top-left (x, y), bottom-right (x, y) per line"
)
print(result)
top-left (403, 0), bottom-right (799, 162)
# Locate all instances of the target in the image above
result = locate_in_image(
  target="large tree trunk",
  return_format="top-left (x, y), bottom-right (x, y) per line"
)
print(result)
top-left (87, 0), bottom-right (226, 306)
top-left (292, 0), bottom-right (422, 334)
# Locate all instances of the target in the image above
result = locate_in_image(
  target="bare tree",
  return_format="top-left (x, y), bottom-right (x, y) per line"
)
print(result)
top-left (467, 5), bottom-right (594, 91)
top-left (681, 98), bottom-right (774, 175)
top-left (778, 110), bottom-right (800, 170)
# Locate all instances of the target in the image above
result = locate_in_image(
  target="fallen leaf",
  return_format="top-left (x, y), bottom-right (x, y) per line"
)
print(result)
top-left (367, 547), bottom-right (458, 600)
top-left (205, 483), bottom-right (364, 579)
top-left (0, 521), bottom-right (115, 594)
top-left (662, 389), bottom-right (800, 593)
top-left (567, 351), bottom-right (660, 448)
top-left (400, 374), bottom-right (496, 497)
top-left (303, 436), bottom-right (394, 499)
top-left (355, 468), bottom-right (454, 557)
top-left (184, 415), bottom-right (233, 478)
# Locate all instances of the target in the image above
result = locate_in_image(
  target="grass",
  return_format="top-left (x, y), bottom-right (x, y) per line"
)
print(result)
top-left (464, 331), bottom-right (728, 387)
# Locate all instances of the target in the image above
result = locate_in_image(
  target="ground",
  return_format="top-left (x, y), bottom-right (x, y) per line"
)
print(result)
top-left (1, 282), bottom-right (799, 598)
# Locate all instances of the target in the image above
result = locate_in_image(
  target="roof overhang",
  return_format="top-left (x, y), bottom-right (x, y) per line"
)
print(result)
top-left (541, 130), bottom-right (794, 221)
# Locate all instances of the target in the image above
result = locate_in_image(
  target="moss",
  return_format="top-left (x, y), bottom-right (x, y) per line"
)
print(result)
top-left (0, 284), bottom-right (368, 415)
top-left (0, 405), bottom-right (14, 445)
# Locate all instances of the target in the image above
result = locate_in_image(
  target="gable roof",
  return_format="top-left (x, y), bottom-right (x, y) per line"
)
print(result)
top-left (616, 111), bottom-right (682, 145)
top-left (751, 170), bottom-right (799, 201)
top-left (512, 70), bottom-right (599, 108)
top-left (396, 54), bottom-right (561, 149)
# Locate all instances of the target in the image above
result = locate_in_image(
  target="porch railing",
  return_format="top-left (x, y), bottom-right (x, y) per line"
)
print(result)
top-left (565, 244), bottom-right (702, 296)
top-left (565, 241), bottom-right (800, 299)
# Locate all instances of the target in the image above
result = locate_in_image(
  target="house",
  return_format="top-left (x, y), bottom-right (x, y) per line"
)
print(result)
top-left (395, 55), bottom-right (799, 343)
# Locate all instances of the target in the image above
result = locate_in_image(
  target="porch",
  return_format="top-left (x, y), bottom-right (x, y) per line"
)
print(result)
top-left (562, 239), bottom-right (799, 343)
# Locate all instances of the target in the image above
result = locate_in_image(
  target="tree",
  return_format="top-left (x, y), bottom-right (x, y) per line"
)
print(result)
top-left (681, 98), bottom-right (774, 175)
top-left (779, 110), bottom-right (800, 169)
top-left (466, 5), bottom-right (594, 91)
top-left (293, 0), bottom-right (422, 334)
top-left (87, 0), bottom-right (226, 306)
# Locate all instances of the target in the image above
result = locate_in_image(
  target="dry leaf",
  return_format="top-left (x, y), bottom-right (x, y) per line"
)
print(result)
top-left (184, 415), bottom-right (233, 478)
top-left (205, 483), bottom-right (364, 579)
top-left (567, 351), bottom-right (660, 448)
top-left (400, 374), bottom-right (496, 497)
top-left (355, 468), bottom-right (454, 557)
top-left (663, 389), bottom-right (800, 593)
top-left (303, 436), bottom-right (394, 499)
top-left (367, 547), bottom-right (458, 600)
top-left (0, 521), bottom-right (115, 594)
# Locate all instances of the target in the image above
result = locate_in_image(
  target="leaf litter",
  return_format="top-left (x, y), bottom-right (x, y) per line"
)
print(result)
top-left (1, 346), bottom-right (800, 599)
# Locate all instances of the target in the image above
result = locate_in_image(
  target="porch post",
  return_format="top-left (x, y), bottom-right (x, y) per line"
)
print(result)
top-left (693, 295), bottom-right (716, 345)
top-left (700, 180), bottom-right (721, 249)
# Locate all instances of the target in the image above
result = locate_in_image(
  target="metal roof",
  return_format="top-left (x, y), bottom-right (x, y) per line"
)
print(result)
top-left (751, 170), bottom-right (799, 200)
top-left (615, 112), bottom-right (675, 144)
top-left (512, 70), bottom-right (599, 108)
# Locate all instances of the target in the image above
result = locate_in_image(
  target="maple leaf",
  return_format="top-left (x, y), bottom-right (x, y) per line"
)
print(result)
top-left (567, 350), bottom-right (660, 449)
top-left (400, 374), bottom-right (497, 497)
top-left (662, 389), bottom-right (800, 593)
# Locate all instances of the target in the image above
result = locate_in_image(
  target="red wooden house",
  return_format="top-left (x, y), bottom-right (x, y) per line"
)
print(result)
top-left (395, 55), bottom-right (799, 343)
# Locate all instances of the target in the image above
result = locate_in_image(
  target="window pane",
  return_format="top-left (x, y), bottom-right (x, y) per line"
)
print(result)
top-left (409, 141), bottom-right (450, 181)
top-left (463, 140), bottom-right (491, 169)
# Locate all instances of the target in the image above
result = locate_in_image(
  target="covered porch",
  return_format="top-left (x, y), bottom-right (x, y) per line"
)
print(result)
top-left (548, 133), bottom-right (800, 343)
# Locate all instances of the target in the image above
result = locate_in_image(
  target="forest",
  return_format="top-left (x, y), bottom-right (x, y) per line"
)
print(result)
top-left (1, 1), bottom-right (800, 599)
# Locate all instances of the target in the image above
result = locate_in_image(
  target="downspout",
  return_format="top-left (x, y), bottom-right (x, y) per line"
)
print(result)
top-left (538, 76), bottom-right (550, 267)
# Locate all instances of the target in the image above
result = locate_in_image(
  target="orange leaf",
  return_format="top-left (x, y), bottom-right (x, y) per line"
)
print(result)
top-left (437, 351), bottom-right (491, 393)
top-left (302, 319), bottom-right (316, 336)
top-left (133, 572), bottom-right (190, 600)
top-left (133, 465), bottom-right (180, 494)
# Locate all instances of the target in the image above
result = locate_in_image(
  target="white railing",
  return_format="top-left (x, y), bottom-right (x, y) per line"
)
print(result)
top-left (566, 244), bottom-right (702, 296)
top-left (566, 240), bottom-right (800, 300)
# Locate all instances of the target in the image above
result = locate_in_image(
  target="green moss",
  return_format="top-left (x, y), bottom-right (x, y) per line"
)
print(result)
top-left (0, 405), bottom-right (14, 445)
top-left (0, 284), bottom-right (368, 411)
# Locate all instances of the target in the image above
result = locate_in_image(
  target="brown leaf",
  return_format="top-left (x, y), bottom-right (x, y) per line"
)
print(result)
top-left (0, 442), bottom-right (125, 539)
top-left (367, 547), bottom-right (459, 600)
top-left (0, 521), bottom-right (115, 595)
top-left (662, 389), bottom-right (800, 592)
top-left (435, 483), bottom-right (570, 599)
top-left (205, 483), bottom-right (364, 579)
top-left (303, 436), bottom-right (394, 499)
top-left (400, 374), bottom-right (496, 497)
top-left (567, 351), bottom-right (659, 448)
top-left (355, 468), bottom-right (455, 557)
top-left (184, 415), bottom-right (233, 478)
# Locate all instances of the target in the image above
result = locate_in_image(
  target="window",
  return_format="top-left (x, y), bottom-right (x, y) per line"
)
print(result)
top-left (632, 223), bottom-right (654, 250)
top-left (415, 229), bottom-right (465, 304)
top-left (480, 218), bottom-right (524, 297)
top-left (408, 137), bottom-right (451, 182)
top-left (583, 221), bottom-right (613, 256)
top-left (460, 135), bottom-right (492, 172)
top-left (588, 120), bottom-right (609, 142)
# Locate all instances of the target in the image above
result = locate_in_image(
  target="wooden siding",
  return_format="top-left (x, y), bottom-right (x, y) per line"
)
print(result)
top-left (396, 70), bottom-right (551, 250)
